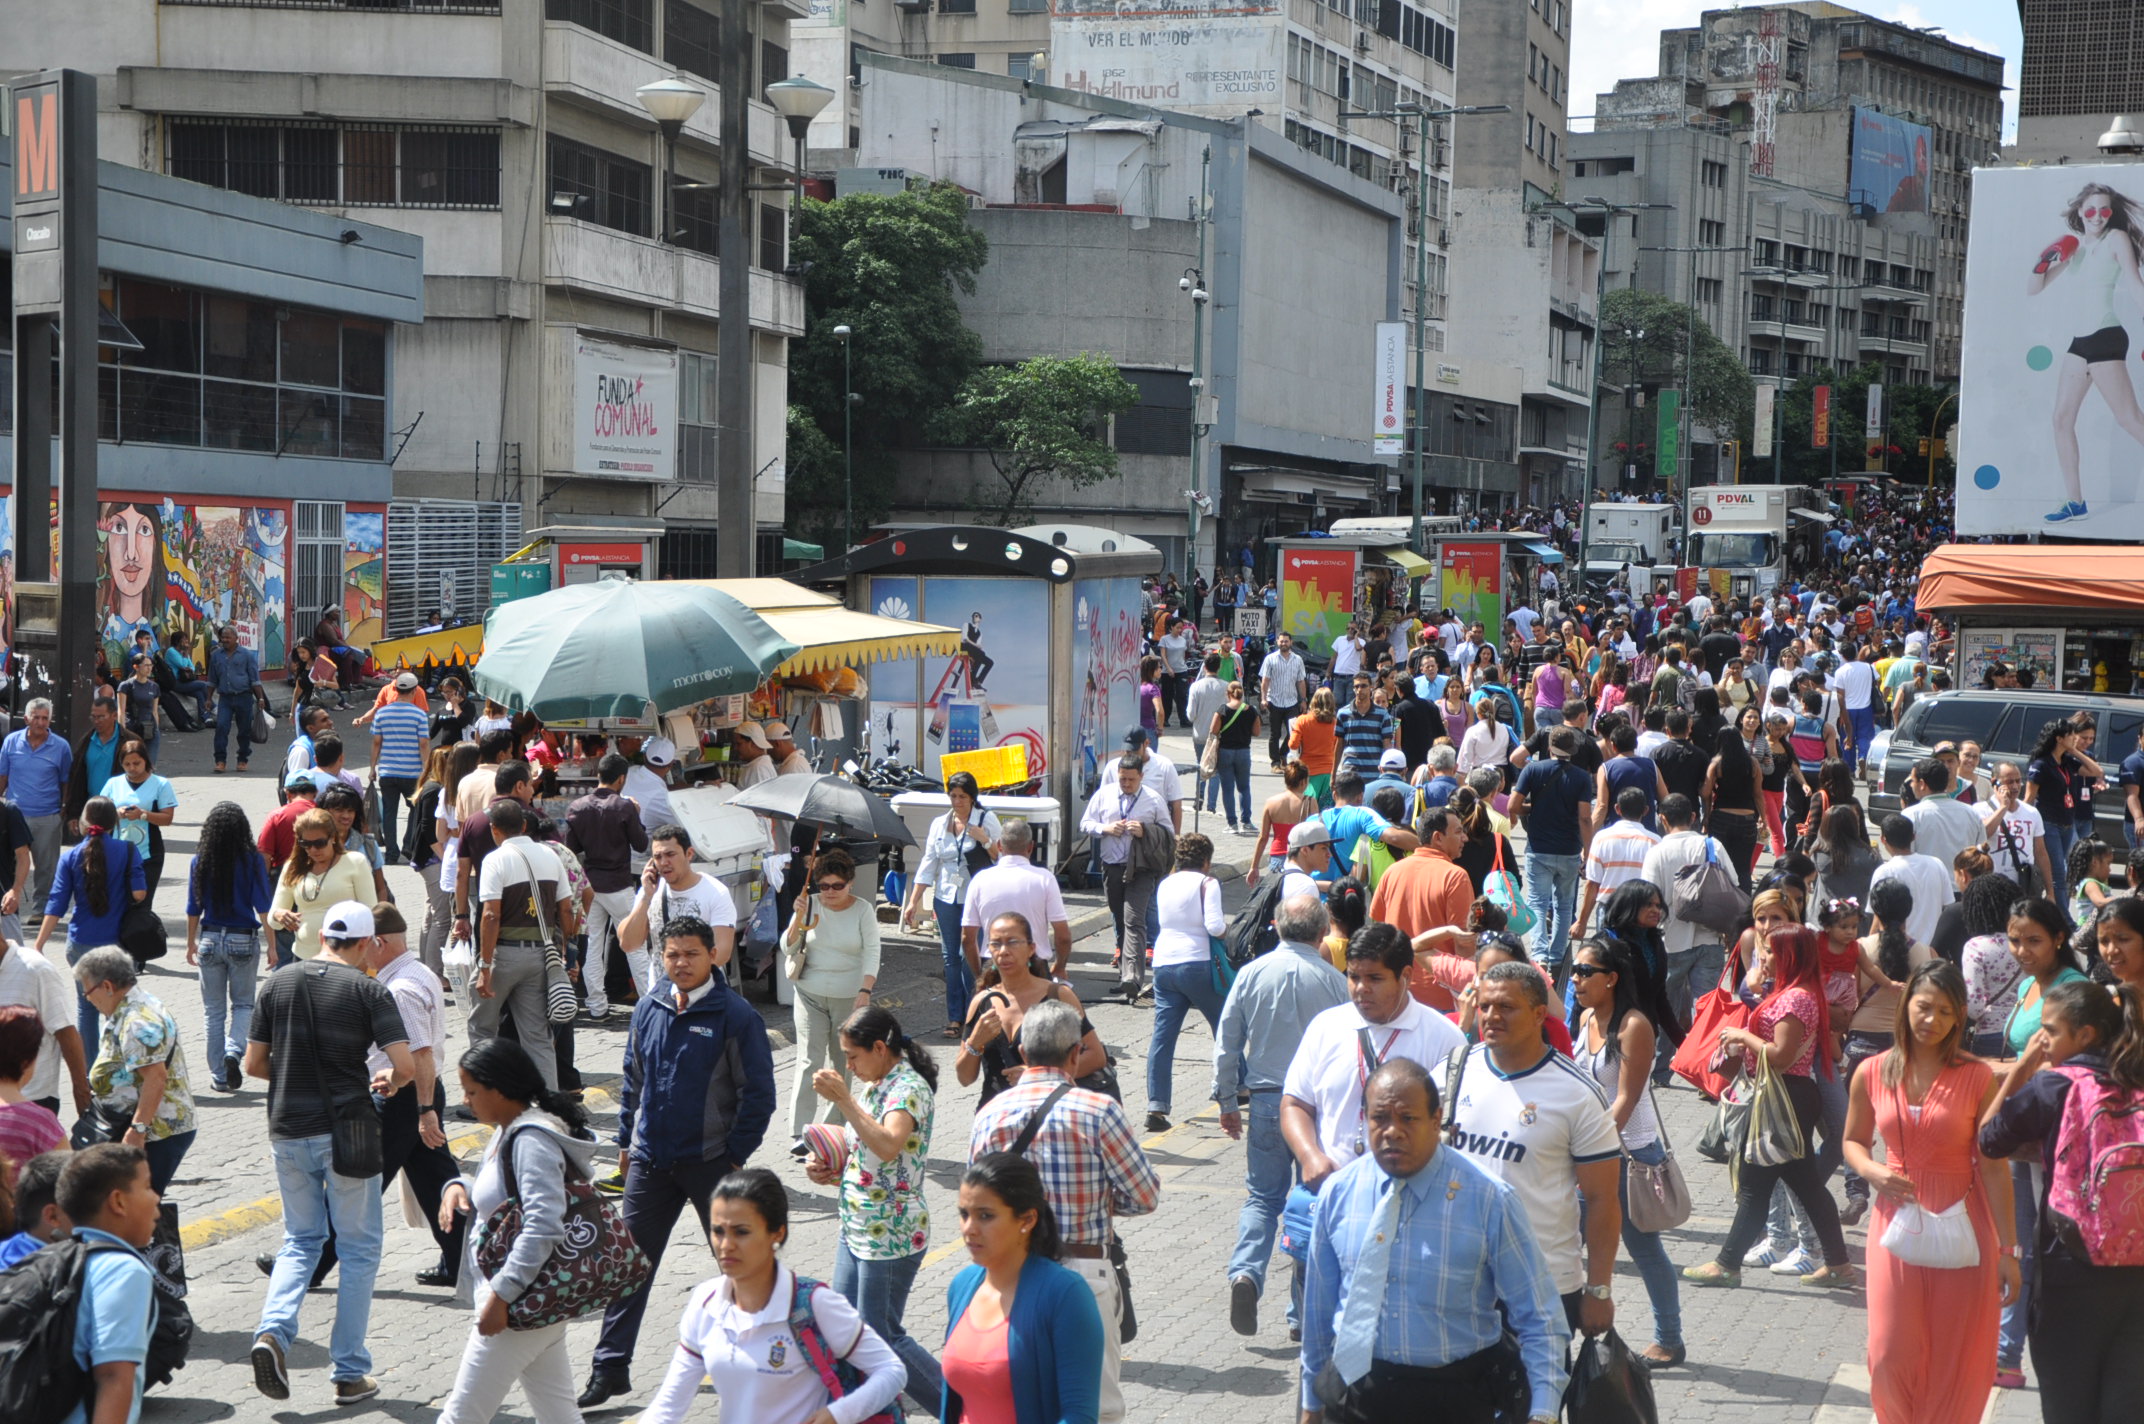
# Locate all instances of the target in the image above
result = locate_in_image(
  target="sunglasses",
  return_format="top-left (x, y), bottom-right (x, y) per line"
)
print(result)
top-left (814, 880), bottom-right (850, 893)
top-left (1570, 963), bottom-right (1613, 979)
top-left (297, 837), bottom-right (330, 850)
top-left (2084, 205), bottom-right (2114, 219)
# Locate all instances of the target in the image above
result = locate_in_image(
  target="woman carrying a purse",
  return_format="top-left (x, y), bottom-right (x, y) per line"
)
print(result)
top-left (1842, 962), bottom-right (2016, 1424)
top-left (900, 771), bottom-right (1000, 1040)
top-left (437, 1037), bottom-right (603, 1424)
top-left (1570, 936), bottom-right (1685, 1367)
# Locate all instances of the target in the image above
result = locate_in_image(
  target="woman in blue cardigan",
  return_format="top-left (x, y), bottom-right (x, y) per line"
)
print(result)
top-left (941, 1152), bottom-right (1104, 1424)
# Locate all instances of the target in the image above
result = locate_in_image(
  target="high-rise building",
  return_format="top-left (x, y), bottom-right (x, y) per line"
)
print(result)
top-left (2014, 0), bottom-right (2144, 162)
top-left (3, 0), bottom-right (812, 622)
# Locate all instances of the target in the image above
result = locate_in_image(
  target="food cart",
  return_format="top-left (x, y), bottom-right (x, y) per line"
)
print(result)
top-left (789, 524), bottom-right (1161, 848)
top-left (1917, 544), bottom-right (2144, 694)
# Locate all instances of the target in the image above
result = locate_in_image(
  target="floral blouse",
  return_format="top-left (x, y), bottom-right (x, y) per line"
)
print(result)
top-left (91, 987), bottom-right (197, 1140)
top-left (839, 1060), bottom-right (935, 1261)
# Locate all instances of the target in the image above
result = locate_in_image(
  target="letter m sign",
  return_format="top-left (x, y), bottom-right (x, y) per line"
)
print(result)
top-left (15, 88), bottom-right (59, 199)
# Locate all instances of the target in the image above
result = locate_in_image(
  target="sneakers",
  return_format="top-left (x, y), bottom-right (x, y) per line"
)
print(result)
top-left (1994, 1367), bottom-right (2027, 1390)
top-left (1681, 1261), bottom-right (1741, 1288)
top-left (2045, 500), bottom-right (2089, 523)
top-left (1229, 1275), bottom-right (1259, 1336)
top-left (1741, 1243), bottom-right (1784, 1269)
top-left (1769, 1248), bottom-right (1816, 1276)
top-left (251, 1336), bottom-right (290, 1400)
top-left (334, 1377), bottom-right (380, 1406)
top-left (593, 1165), bottom-right (627, 1195)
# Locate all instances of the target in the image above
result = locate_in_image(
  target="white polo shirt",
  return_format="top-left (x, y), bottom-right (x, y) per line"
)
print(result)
top-left (1280, 995), bottom-right (1468, 1171)
top-left (1447, 1043), bottom-right (1622, 1294)
top-left (368, 950), bottom-right (447, 1079)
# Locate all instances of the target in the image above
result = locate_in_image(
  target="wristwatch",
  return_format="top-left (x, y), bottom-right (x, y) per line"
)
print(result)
top-left (1580, 1283), bottom-right (1612, 1300)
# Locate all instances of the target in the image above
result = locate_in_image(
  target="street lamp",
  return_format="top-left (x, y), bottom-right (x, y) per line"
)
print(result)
top-left (766, 76), bottom-right (837, 233)
top-left (635, 78), bottom-right (706, 245)
top-left (1638, 243), bottom-right (1740, 501)
top-left (1338, 101), bottom-right (1510, 553)
top-left (833, 324), bottom-right (856, 552)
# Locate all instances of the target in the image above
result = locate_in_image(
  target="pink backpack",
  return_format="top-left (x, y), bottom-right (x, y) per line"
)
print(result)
top-left (2046, 1064), bottom-right (2144, 1266)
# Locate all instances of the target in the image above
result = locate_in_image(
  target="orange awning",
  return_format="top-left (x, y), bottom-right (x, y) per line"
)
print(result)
top-left (1917, 544), bottom-right (2144, 612)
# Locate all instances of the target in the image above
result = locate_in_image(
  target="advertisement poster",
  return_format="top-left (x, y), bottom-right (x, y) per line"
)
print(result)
top-left (867, 575), bottom-right (1050, 787)
top-left (1051, 0), bottom-right (1282, 115)
top-left (1959, 165), bottom-right (2144, 536)
top-left (1754, 383), bottom-right (1775, 458)
top-left (1812, 385), bottom-right (1831, 448)
top-left (1372, 322), bottom-right (1405, 457)
top-left (1279, 545), bottom-right (1355, 661)
top-left (1848, 108), bottom-right (1932, 214)
top-left (1960, 627), bottom-right (2061, 690)
top-left (572, 336), bottom-right (678, 480)
top-left (1439, 542), bottom-right (1503, 639)
top-left (1072, 577), bottom-right (1145, 798)
top-left (1655, 388), bottom-right (1681, 479)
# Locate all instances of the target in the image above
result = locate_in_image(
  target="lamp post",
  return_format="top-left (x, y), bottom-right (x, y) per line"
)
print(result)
top-left (1926, 389), bottom-right (1957, 491)
top-left (1338, 101), bottom-right (1509, 554)
top-left (766, 76), bottom-right (836, 241)
top-left (1182, 144), bottom-right (1212, 579)
top-left (1637, 243), bottom-right (1739, 502)
top-left (833, 324), bottom-right (856, 551)
top-left (635, 78), bottom-right (706, 246)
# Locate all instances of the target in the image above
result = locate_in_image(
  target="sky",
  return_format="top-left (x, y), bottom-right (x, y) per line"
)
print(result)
top-left (1568, 0), bottom-right (2025, 140)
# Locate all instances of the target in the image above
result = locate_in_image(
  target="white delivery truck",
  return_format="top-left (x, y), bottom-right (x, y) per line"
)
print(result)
top-left (1582, 502), bottom-right (1678, 591)
top-left (1684, 484), bottom-right (1828, 603)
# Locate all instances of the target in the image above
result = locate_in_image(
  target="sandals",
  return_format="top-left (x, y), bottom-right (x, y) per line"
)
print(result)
top-left (943, 1023), bottom-right (964, 1041)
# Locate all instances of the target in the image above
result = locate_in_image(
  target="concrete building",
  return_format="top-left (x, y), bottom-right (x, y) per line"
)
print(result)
top-left (851, 56), bottom-right (1526, 572)
top-left (2013, 0), bottom-right (2144, 162)
top-left (3, 0), bottom-right (812, 635)
top-left (1453, 0), bottom-right (1571, 193)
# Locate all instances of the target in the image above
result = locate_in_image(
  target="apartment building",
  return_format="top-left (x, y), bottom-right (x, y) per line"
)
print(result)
top-left (2013, 0), bottom-right (2144, 162)
top-left (3, 0), bottom-right (811, 632)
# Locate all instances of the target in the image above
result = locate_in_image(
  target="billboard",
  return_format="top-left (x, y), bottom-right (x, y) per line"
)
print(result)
top-left (571, 336), bottom-right (678, 480)
top-left (1812, 385), bottom-right (1831, 449)
top-left (1278, 545), bottom-right (1355, 661)
top-left (1373, 322), bottom-right (1405, 457)
top-left (1848, 108), bottom-right (1931, 214)
top-left (1439, 542), bottom-right (1503, 639)
top-left (867, 576), bottom-right (1051, 787)
top-left (1051, 0), bottom-right (1282, 115)
top-left (1959, 165), bottom-right (2144, 536)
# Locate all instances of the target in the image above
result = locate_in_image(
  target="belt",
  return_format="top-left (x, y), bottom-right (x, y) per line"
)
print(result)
top-left (1061, 1242), bottom-right (1107, 1259)
top-left (1246, 1085), bottom-right (1284, 1094)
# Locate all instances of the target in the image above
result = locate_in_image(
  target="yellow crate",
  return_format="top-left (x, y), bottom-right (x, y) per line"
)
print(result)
top-left (940, 743), bottom-right (1029, 789)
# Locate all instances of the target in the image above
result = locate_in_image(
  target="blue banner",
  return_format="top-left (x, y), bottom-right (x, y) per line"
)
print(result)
top-left (1849, 108), bottom-right (1932, 214)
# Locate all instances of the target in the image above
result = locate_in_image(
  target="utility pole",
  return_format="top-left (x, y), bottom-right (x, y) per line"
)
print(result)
top-left (716, 0), bottom-right (756, 575)
top-left (1185, 145), bottom-right (1212, 576)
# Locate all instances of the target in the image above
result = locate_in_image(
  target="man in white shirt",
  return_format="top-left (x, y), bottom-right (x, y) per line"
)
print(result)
top-left (625, 736), bottom-right (682, 833)
top-left (618, 822), bottom-right (738, 993)
top-left (762, 722), bottom-right (814, 777)
top-left (1278, 922), bottom-right (1467, 1186)
top-left (358, 903), bottom-right (463, 1285)
top-left (1328, 627), bottom-right (1365, 689)
top-left (473, 799), bottom-right (576, 1089)
top-left (1869, 813), bottom-right (1954, 946)
top-left (1901, 758), bottom-right (1986, 872)
top-left (961, 818), bottom-right (1072, 976)
top-left (1260, 820), bottom-right (1336, 904)
top-left (0, 938), bottom-right (89, 1114)
top-left (1980, 761), bottom-right (2057, 897)
top-left (1834, 645), bottom-right (1880, 772)
top-left (1438, 611), bottom-right (1466, 660)
top-left (1258, 632), bottom-right (1309, 769)
top-left (1447, 960), bottom-right (1623, 1333)
top-left (1574, 788), bottom-right (1662, 938)
top-left (1639, 795), bottom-right (1731, 1082)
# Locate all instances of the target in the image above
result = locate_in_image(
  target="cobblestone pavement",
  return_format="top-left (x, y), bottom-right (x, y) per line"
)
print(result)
top-left (107, 705), bottom-right (2037, 1422)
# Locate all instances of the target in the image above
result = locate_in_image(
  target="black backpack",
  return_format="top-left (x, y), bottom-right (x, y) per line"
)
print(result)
top-left (1223, 873), bottom-right (1288, 969)
top-left (0, 1240), bottom-right (114, 1424)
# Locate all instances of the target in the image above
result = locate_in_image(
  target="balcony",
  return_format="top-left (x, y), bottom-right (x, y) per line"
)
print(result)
top-left (1747, 264), bottom-right (1834, 290)
top-left (544, 218), bottom-right (804, 334)
top-left (1855, 332), bottom-right (1929, 361)
top-left (1858, 279), bottom-right (1927, 305)
top-left (1748, 318), bottom-right (1827, 345)
top-left (543, 20), bottom-right (786, 168)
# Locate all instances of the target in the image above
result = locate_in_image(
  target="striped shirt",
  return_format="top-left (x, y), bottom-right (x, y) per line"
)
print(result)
top-left (1332, 704), bottom-right (1396, 778)
top-left (1583, 818), bottom-right (1661, 891)
top-left (371, 698), bottom-right (430, 779)
top-left (968, 1068), bottom-right (1160, 1247)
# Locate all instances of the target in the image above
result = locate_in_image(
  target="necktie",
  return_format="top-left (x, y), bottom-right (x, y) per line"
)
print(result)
top-left (1331, 1179), bottom-right (1403, 1385)
top-left (675, 988), bottom-right (689, 1013)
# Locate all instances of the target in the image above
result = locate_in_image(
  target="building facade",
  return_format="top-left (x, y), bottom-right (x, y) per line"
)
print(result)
top-left (4, 0), bottom-right (811, 637)
top-left (2013, 0), bottom-right (2144, 162)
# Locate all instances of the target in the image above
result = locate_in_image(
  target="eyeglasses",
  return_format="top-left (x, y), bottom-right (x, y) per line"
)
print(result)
top-left (297, 837), bottom-right (330, 850)
top-left (986, 938), bottom-right (1031, 950)
top-left (1570, 964), bottom-right (1612, 979)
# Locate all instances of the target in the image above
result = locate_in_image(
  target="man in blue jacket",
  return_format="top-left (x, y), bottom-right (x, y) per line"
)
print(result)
top-left (578, 914), bottom-right (775, 1411)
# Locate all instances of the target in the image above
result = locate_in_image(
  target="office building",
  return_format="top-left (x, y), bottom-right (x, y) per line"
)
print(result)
top-left (2013, 0), bottom-right (2144, 162)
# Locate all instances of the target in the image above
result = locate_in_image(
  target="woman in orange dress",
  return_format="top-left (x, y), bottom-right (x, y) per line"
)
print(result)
top-left (1843, 961), bottom-right (2019, 1424)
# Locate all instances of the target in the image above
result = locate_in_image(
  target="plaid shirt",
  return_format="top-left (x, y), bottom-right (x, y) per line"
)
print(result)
top-left (968, 1067), bottom-right (1161, 1247)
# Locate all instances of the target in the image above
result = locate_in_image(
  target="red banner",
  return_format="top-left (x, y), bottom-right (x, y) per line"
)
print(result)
top-left (1812, 385), bottom-right (1831, 449)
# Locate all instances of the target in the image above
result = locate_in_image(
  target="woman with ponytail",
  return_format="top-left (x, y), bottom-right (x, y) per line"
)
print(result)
top-left (435, 1038), bottom-right (601, 1424)
top-left (806, 1004), bottom-right (944, 1413)
top-left (32, 796), bottom-right (148, 1045)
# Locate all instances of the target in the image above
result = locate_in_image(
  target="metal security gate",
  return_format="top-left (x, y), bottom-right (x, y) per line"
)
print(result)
top-left (384, 500), bottom-right (521, 638)
top-left (293, 500), bottom-right (345, 638)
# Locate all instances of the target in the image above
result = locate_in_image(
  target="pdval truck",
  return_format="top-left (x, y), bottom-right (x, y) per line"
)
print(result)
top-left (1683, 485), bottom-right (1828, 602)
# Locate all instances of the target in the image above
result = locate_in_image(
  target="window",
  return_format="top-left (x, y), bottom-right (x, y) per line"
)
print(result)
top-left (169, 121), bottom-right (501, 208)
top-left (1007, 55), bottom-right (1035, 81)
top-left (939, 0), bottom-right (977, 12)
top-left (548, 136), bottom-right (651, 238)
top-left (759, 203), bottom-right (786, 272)
top-left (1696, 277), bottom-right (1722, 304)
top-left (1586, 154), bottom-right (1635, 176)
top-left (546, 0), bottom-right (652, 54)
top-left (662, 0), bottom-right (719, 80)
top-left (1753, 238), bottom-right (1778, 264)
top-left (1700, 159), bottom-right (1727, 187)
top-left (1009, 0), bottom-right (1047, 12)
top-left (1697, 218), bottom-right (1725, 244)
top-left (678, 351), bottom-right (718, 483)
top-left (937, 52), bottom-right (976, 68)
top-left (672, 184), bottom-right (718, 256)
top-left (1115, 371), bottom-right (1192, 456)
top-left (760, 40), bottom-right (788, 96)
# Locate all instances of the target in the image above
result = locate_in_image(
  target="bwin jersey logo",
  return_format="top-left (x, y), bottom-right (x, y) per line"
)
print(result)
top-left (1451, 1126), bottom-right (1528, 1163)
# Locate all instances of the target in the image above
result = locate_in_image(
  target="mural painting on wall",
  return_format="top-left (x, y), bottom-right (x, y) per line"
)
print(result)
top-left (342, 510), bottom-right (385, 648)
top-left (95, 499), bottom-right (290, 669)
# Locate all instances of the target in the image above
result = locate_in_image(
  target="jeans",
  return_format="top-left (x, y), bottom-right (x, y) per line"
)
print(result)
top-left (2044, 819), bottom-right (2080, 907)
top-left (1656, 943), bottom-right (1725, 1080)
top-left (66, 939), bottom-right (107, 1046)
top-left (933, 897), bottom-right (975, 1027)
top-left (1619, 1141), bottom-right (1684, 1349)
top-left (2029, 1253), bottom-right (2144, 1421)
top-left (258, 1132), bottom-right (384, 1382)
top-left (1264, 702), bottom-right (1298, 766)
top-left (1846, 703), bottom-right (1877, 772)
top-left (468, 940), bottom-right (558, 1089)
top-left (1841, 1031), bottom-right (1894, 1203)
top-left (195, 926), bottom-right (261, 1066)
top-left (593, 1155), bottom-right (732, 1373)
top-left (214, 693), bottom-right (255, 765)
top-left (375, 774), bottom-right (418, 863)
top-left (313, 1083), bottom-right (466, 1284)
top-left (1522, 850), bottom-right (1584, 975)
top-left (1146, 960), bottom-right (1223, 1115)
top-left (438, 1319), bottom-right (579, 1424)
top-left (1214, 747), bottom-right (1253, 826)
top-left (832, 1242), bottom-right (943, 1414)
top-left (2000, 1160), bottom-right (2041, 1368)
top-left (273, 928), bottom-right (297, 969)
top-left (143, 1130), bottom-right (195, 1196)
top-left (418, 862), bottom-right (454, 982)
top-left (1227, 1093), bottom-right (1301, 1328)
top-left (1065, 1252), bottom-right (1127, 1424)
top-left (1712, 812), bottom-right (1760, 891)
top-left (1716, 1074), bottom-right (1850, 1270)
top-left (171, 677), bottom-right (215, 720)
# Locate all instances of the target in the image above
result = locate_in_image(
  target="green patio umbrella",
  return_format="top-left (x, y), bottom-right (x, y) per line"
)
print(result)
top-left (473, 579), bottom-right (800, 720)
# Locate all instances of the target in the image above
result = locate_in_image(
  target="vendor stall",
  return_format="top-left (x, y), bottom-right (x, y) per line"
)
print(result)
top-left (1917, 544), bottom-right (2144, 694)
top-left (1264, 534), bottom-right (1431, 664)
top-left (789, 524), bottom-right (1162, 831)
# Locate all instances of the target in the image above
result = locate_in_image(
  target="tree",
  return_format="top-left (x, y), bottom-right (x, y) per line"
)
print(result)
top-left (1597, 285), bottom-right (1756, 451)
top-left (1765, 367), bottom-right (1958, 487)
top-left (786, 183), bottom-right (988, 548)
top-left (931, 355), bottom-right (1141, 526)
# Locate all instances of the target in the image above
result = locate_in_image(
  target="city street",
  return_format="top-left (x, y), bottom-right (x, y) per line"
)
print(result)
top-left (115, 708), bottom-right (2037, 1424)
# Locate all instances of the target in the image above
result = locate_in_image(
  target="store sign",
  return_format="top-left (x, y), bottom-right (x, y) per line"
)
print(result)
top-left (572, 337), bottom-right (678, 481)
top-left (561, 542), bottom-right (644, 567)
top-left (1753, 384), bottom-right (1774, 458)
top-left (1372, 322), bottom-right (1405, 457)
top-left (1812, 385), bottom-right (1831, 449)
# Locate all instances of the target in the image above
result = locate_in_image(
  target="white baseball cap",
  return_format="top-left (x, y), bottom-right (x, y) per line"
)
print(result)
top-left (643, 736), bottom-right (678, 767)
top-left (1378, 748), bottom-right (1407, 771)
top-left (322, 901), bottom-right (375, 941)
top-left (733, 721), bottom-right (771, 750)
top-left (763, 720), bottom-right (793, 741)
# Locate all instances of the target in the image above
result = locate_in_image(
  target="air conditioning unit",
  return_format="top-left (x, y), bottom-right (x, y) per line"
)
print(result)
top-left (896, 0), bottom-right (929, 11)
top-left (1354, 32), bottom-right (1372, 54)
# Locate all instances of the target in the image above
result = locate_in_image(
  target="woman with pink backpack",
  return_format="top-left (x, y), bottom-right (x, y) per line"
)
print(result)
top-left (1978, 978), bottom-right (2144, 1420)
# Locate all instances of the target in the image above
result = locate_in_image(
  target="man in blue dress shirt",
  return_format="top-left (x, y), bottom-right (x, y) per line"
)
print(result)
top-left (1300, 1058), bottom-right (1568, 1424)
top-left (0, 696), bottom-right (73, 912)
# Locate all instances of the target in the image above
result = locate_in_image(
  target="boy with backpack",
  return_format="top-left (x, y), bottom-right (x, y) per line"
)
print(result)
top-left (0, 1149), bottom-right (70, 1268)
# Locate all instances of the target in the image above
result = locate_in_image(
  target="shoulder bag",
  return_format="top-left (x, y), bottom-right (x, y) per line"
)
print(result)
top-left (1743, 1054), bottom-right (1807, 1168)
top-left (1621, 1082), bottom-right (1692, 1233)
top-left (1203, 878), bottom-right (1238, 998)
top-left (508, 844), bottom-right (578, 1025)
top-left (295, 969), bottom-right (384, 1179)
top-left (1874, 1078), bottom-right (1980, 1269)
top-left (1669, 838), bottom-right (1745, 938)
top-left (1484, 837), bottom-right (1535, 937)
top-left (788, 1277), bottom-right (899, 1424)
top-left (473, 1122), bottom-right (651, 1330)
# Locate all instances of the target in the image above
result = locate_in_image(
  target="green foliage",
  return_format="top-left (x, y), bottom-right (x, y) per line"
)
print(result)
top-left (931, 354), bottom-right (1142, 526)
top-left (787, 183), bottom-right (989, 548)
top-left (1764, 364), bottom-right (1957, 486)
top-left (1598, 286), bottom-right (1755, 437)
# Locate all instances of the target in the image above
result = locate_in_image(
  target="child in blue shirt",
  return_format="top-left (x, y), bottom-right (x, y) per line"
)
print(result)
top-left (55, 1142), bottom-right (162, 1424)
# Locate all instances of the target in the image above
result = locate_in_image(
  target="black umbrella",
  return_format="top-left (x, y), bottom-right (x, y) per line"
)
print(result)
top-left (730, 772), bottom-right (916, 846)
